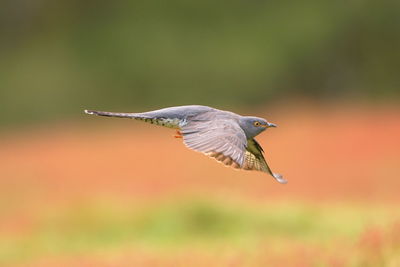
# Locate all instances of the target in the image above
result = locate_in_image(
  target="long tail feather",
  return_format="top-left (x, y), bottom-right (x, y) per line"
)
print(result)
top-left (84, 109), bottom-right (182, 128)
top-left (84, 110), bottom-right (137, 118)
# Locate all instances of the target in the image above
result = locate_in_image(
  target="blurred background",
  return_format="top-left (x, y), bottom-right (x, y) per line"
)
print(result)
top-left (0, 0), bottom-right (399, 266)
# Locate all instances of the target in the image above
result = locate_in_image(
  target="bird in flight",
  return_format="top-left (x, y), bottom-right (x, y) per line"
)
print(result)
top-left (84, 105), bottom-right (286, 184)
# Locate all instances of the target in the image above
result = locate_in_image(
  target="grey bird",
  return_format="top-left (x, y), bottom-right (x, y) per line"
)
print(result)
top-left (84, 105), bottom-right (286, 184)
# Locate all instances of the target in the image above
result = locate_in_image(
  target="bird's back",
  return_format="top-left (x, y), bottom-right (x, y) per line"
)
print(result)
top-left (137, 105), bottom-right (216, 120)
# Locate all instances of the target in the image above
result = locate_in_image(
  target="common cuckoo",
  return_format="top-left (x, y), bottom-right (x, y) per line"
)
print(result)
top-left (84, 105), bottom-right (286, 184)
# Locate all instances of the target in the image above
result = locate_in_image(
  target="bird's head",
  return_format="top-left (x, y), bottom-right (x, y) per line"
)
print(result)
top-left (239, 116), bottom-right (277, 138)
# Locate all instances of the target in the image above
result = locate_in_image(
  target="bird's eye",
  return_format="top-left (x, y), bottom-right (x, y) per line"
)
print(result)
top-left (253, 121), bottom-right (261, 127)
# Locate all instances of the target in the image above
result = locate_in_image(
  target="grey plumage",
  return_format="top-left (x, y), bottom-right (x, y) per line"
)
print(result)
top-left (84, 105), bottom-right (286, 184)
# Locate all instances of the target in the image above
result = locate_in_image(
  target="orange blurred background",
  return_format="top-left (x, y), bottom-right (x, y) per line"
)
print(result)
top-left (1, 0), bottom-right (400, 265)
top-left (1, 102), bottom-right (399, 266)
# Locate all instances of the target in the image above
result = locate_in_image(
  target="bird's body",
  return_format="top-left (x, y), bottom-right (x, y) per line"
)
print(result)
top-left (85, 105), bottom-right (286, 184)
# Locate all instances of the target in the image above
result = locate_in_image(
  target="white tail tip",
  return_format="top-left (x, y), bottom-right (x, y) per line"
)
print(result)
top-left (84, 110), bottom-right (95, 115)
top-left (273, 173), bottom-right (287, 184)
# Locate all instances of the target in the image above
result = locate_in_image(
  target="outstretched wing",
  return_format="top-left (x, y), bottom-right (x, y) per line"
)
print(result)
top-left (181, 112), bottom-right (285, 183)
top-left (244, 139), bottom-right (287, 184)
top-left (181, 114), bottom-right (247, 169)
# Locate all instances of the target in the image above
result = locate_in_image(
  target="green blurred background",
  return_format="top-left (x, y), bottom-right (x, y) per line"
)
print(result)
top-left (1, 0), bottom-right (399, 127)
top-left (1, 1), bottom-right (400, 266)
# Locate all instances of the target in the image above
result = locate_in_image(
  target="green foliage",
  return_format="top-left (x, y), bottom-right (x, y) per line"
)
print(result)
top-left (1, 0), bottom-right (399, 125)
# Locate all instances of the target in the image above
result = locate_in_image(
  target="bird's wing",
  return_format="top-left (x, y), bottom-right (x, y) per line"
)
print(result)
top-left (244, 139), bottom-right (287, 184)
top-left (181, 113), bottom-right (286, 183)
top-left (181, 115), bottom-right (247, 169)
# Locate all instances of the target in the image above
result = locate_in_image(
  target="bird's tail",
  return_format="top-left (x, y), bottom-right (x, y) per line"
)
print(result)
top-left (84, 110), bottom-right (139, 119)
top-left (84, 109), bottom-right (181, 129)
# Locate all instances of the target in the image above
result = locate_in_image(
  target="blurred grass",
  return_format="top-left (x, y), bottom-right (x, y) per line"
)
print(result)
top-left (1, 198), bottom-right (399, 265)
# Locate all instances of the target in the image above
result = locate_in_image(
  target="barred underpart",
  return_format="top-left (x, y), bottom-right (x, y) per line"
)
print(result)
top-left (135, 117), bottom-right (185, 129)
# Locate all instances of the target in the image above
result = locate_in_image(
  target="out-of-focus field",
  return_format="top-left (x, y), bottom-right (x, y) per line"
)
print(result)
top-left (0, 104), bottom-right (399, 266)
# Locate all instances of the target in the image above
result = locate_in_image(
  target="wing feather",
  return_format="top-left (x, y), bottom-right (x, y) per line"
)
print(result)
top-left (180, 112), bottom-right (286, 183)
top-left (181, 115), bottom-right (246, 167)
top-left (244, 139), bottom-right (287, 184)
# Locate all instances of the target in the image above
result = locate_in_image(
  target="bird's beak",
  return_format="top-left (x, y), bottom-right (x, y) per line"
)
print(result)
top-left (267, 122), bottom-right (277, 128)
